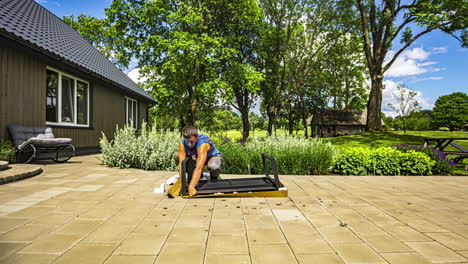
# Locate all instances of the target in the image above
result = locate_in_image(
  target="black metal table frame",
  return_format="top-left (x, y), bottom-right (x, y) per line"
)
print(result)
top-left (179, 153), bottom-right (282, 196)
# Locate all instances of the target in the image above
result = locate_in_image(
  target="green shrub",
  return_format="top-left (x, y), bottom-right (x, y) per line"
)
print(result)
top-left (0, 140), bottom-right (16, 163)
top-left (395, 145), bottom-right (455, 175)
top-left (219, 136), bottom-right (335, 175)
top-left (439, 127), bottom-right (450, 131)
top-left (100, 123), bottom-right (179, 170)
top-left (333, 147), bottom-right (434, 176)
top-left (100, 126), bottom-right (335, 175)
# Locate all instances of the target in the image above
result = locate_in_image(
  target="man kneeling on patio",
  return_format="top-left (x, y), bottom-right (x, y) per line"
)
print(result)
top-left (173, 125), bottom-right (222, 197)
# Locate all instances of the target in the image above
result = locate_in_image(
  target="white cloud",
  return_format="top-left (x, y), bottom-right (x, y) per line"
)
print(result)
top-left (126, 68), bottom-right (148, 84)
top-left (410, 76), bottom-right (443, 83)
top-left (405, 47), bottom-right (430, 60)
top-left (432, 46), bottom-right (448, 54)
top-left (382, 80), bottom-right (433, 117)
top-left (384, 47), bottom-right (445, 78)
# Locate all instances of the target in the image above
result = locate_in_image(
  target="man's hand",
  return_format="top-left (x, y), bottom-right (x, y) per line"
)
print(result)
top-left (187, 143), bottom-right (210, 196)
top-left (188, 186), bottom-right (198, 197)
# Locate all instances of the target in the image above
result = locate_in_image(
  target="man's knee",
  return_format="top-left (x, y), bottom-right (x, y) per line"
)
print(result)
top-left (207, 156), bottom-right (222, 171)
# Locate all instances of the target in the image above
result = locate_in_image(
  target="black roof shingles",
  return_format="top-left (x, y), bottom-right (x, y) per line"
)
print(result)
top-left (0, 0), bottom-right (155, 103)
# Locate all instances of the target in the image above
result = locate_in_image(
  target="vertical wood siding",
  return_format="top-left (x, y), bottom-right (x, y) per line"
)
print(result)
top-left (0, 46), bottom-right (45, 140)
top-left (0, 45), bottom-right (148, 148)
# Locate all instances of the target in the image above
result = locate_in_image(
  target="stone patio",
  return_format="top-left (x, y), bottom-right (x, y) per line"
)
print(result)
top-left (0, 154), bottom-right (467, 264)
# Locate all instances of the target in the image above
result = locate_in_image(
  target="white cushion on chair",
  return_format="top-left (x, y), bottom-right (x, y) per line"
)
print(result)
top-left (18, 137), bottom-right (72, 150)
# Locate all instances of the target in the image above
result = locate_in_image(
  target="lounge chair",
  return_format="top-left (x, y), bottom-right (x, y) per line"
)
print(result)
top-left (7, 124), bottom-right (75, 163)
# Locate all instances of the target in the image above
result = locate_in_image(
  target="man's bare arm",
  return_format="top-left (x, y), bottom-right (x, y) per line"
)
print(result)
top-left (188, 143), bottom-right (210, 197)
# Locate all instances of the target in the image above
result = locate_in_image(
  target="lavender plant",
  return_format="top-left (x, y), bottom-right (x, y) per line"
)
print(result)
top-left (394, 144), bottom-right (455, 175)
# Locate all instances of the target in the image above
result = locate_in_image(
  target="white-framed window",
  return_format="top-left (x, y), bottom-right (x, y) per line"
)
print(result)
top-left (126, 97), bottom-right (138, 129)
top-left (46, 67), bottom-right (89, 127)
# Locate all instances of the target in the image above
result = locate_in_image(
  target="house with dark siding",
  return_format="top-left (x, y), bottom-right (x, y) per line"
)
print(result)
top-left (0, 0), bottom-right (155, 154)
top-left (312, 109), bottom-right (369, 137)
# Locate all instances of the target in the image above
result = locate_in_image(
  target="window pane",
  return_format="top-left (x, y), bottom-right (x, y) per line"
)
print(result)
top-left (133, 101), bottom-right (137, 129)
top-left (61, 76), bottom-right (74, 123)
top-left (46, 70), bottom-right (58, 122)
top-left (77, 81), bottom-right (88, 125)
top-left (126, 99), bottom-right (131, 126)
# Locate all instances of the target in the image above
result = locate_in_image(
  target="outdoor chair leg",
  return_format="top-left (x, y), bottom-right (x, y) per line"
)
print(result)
top-left (53, 144), bottom-right (75, 163)
top-left (18, 144), bottom-right (36, 164)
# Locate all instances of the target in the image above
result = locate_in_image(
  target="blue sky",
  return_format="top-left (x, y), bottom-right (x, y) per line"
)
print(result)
top-left (37, 0), bottom-right (468, 116)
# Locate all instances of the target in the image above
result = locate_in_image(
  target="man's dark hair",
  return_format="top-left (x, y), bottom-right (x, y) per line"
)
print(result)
top-left (182, 125), bottom-right (198, 137)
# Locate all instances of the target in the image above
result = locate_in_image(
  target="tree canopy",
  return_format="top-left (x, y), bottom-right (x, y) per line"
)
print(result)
top-left (63, 0), bottom-right (466, 136)
top-left (432, 92), bottom-right (468, 130)
top-left (356, 0), bottom-right (468, 131)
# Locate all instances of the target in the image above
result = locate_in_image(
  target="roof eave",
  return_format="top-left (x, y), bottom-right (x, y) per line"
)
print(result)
top-left (0, 29), bottom-right (156, 105)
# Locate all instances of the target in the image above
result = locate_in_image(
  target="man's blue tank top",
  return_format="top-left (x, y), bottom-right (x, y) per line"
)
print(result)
top-left (182, 134), bottom-right (222, 158)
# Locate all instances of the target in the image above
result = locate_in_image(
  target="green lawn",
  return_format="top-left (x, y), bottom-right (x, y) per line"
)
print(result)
top-left (323, 131), bottom-right (468, 150)
top-left (217, 130), bottom-right (467, 175)
top-left (220, 130), bottom-right (467, 149)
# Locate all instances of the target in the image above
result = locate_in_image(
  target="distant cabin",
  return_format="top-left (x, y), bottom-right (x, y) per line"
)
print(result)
top-left (0, 0), bottom-right (155, 154)
top-left (311, 109), bottom-right (381, 137)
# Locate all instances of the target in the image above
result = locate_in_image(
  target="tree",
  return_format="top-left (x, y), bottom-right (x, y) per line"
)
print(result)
top-left (197, 108), bottom-right (242, 133)
top-left (356, 0), bottom-right (468, 131)
top-left (322, 33), bottom-right (368, 111)
top-left (404, 110), bottom-right (433, 130)
top-left (67, 0), bottom-right (233, 126)
top-left (432, 92), bottom-right (468, 131)
top-left (259, 0), bottom-right (359, 136)
top-left (209, 0), bottom-right (264, 142)
top-left (388, 83), bottom-right (420, 132)
top-left (258, 0), bottom-right (304, 136)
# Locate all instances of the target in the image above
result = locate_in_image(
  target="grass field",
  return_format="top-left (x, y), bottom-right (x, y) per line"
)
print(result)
top-left (216, 130), bottom-right (468, 175)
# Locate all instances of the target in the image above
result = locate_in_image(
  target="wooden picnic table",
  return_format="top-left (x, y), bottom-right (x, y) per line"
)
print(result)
top-left (423, 137), bottom-right (468, 163)
top-left (423, 137), bottom-right (467, 150)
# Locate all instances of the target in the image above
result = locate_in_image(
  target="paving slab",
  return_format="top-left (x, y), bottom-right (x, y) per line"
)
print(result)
top-left (296, 253), bottom-right (344, 264)
top-left (0, 155), bottom-right (467, 264)
top-left (381, 252), bottom-right (431, 264)
top-left (104, 255), bottom-right (156, 264)
top-left (52, 243), bottom-right (117, 264)
top-left (0, 242), bottom-right (30, 261)
top-left (0, 253), bottom-right (58, 264)
top-left (18, 233), bottom-right (82, 254)
top-left (250, 243), bottom-right (298, 264)
top-left (114, 233), bottom-right (166, 255)
top-left (426, 232), bottom-right (468, 250)
top-left (206, 235), bottom-right (249, 255)
top-left (205, 254), bottom-right (250, 264)
top-left (332, 242), bottom-right (387, 264)
top-left (287, 234), bottom-right (335, 254)
top-left (405, 241), bottom-right (466, 263)
top-left (0, 224), bottom-right (53, 242)
top-left (155, 243), bottom-right (205, 264)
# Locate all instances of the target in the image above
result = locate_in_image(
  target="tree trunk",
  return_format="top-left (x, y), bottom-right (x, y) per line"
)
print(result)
top-left (267, 119), bottom-right (273, 136)
top-left (366, 77), bottom-right (384, 131)
top-left (302, 113), bottom-right (308, 138)
top-left (267, 110), bottom-right (274, 136)
top-left (233, 87), bottom-right (251, 142)
top-left (288, 110), bottom-right (294, 136)
top-left (310, 120), bottom-right (314, 137)
top-left (240, 109), bottom-right (250, 142)
top-left (186, 97), bottom-right (197, 126)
